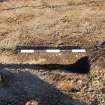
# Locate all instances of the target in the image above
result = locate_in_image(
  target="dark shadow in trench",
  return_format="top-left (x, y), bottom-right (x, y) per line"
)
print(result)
top-left (0, 56), bottom-right (91, 74)
top-left (0, 68), bottom-right (88, 105)
top-left (0, 56), bottom-right (90, 74)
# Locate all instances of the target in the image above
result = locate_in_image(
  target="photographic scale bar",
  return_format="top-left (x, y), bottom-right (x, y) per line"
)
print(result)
top-left (18, 46), bottom-right (86, 53)
top-left (20, 49), bottom-right (86, 53)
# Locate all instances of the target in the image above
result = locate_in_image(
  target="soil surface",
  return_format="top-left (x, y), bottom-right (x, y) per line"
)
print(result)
top-left (0, 0), bottom-right (105, 105)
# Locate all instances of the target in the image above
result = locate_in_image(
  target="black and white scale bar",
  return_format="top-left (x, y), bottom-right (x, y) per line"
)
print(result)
top-left (16, 46), bottom-right (86, 53)
top-left (20, 49), bottom-right (86, 53)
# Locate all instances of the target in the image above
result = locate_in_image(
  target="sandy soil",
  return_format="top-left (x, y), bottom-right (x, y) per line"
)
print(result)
top-left (0, 0), bottom-right (105, 105)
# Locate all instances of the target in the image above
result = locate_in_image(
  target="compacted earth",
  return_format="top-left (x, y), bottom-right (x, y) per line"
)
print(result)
top-left (0, 0), bottom-right (105, 105)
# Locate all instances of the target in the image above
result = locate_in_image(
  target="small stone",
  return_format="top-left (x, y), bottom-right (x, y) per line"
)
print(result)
top-left (92, 80), bottom-right (100, 88)
top-left (77, 80), bottom-right (82, 84)
top-left (25, 100), bottom-right (39, 105)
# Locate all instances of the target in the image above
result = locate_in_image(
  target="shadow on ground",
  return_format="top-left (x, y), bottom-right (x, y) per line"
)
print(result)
top-left (0, 68), bottom-right (88, 105)
top-left (0, 56), bottom-right (91, 74)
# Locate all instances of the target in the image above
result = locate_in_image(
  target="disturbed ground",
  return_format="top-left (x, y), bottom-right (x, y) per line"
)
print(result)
top-left (0, 0), bottom-right (105, 105)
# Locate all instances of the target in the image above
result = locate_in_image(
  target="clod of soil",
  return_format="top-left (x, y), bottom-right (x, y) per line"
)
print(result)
top-left (0, 73), bottom-right (10, 86)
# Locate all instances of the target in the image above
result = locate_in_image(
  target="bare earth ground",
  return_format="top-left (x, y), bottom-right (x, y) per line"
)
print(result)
top-left (0, 0), bottom-right (105, 105)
